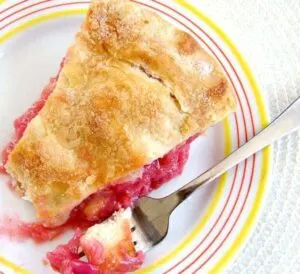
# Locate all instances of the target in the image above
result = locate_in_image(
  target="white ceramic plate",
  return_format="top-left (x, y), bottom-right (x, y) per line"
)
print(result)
top-left (0, 1), bottom-right (272, 273)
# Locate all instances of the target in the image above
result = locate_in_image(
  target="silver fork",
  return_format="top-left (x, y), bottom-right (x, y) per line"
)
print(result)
top-left (130, 96), bottom-right (300, 252)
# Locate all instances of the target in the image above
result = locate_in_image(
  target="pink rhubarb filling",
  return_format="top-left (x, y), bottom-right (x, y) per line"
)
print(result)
top-left (0, 61), bottom-right (195, 273)
top-left (47, 229), bottom-right (145, 274)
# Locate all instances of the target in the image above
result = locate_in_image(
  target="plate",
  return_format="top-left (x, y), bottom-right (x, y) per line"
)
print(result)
top-left (0, 0), bottom-right (272, 273)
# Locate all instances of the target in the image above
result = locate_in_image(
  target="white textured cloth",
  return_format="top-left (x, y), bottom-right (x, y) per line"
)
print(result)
top-left (190, 0), bottom-right (300, 273)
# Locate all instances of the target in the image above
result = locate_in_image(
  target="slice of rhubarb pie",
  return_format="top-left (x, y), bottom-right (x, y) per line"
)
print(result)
top-left (4, 0), bottom-right (236, 230)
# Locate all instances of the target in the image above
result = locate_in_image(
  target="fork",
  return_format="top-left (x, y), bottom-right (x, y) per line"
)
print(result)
top-left (130, 96), bottom-right (300, 252)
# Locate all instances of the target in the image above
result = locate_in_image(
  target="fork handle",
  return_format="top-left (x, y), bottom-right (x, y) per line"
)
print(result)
top-left (176, 96), bottom-right (300, 198)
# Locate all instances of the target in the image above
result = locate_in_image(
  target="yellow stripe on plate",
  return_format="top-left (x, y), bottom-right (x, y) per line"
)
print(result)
top-left (0, 256), bottom-right (31, 274)
top-left (0, 9), bottom-right (87, 44)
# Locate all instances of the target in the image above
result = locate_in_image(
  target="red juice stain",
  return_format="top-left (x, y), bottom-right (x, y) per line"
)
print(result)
top-left (0, 164), bottom-right (6, 174)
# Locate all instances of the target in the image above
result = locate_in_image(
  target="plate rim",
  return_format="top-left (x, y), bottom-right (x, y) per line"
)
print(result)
top-left (0, 1), bottom-right (272, 273)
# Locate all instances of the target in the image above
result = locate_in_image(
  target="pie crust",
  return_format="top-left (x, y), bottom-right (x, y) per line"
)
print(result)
top-left (5, 0), bottom-right (236, 227)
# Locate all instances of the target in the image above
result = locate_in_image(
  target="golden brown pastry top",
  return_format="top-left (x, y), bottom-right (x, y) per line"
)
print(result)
top-left (6, 0), bottom-right (236, 227)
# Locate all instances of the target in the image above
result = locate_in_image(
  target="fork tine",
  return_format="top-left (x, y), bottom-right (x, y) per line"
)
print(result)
top-left (130, 208), bottom-right (155, 252)
top-left (132, 206), bottom-right (162, 245)
top-left (130, 192), bottom-right (184, 250)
